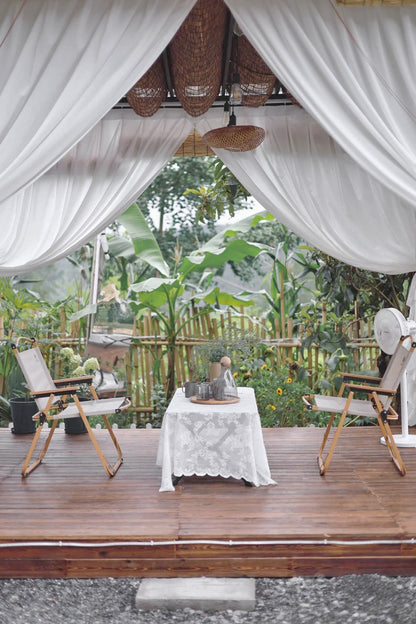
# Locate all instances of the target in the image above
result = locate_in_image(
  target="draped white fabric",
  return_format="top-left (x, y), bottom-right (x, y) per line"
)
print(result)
top-left (2, 0), bottom-right (416, 277)
top-left (0, 0), bottom-right (196, 203)
top-left (0, 110), bottom-right (193, 275)
top-left (196, 107), bottom-right (416, 274)
top-left (225, 0), bottom-right (416, 207)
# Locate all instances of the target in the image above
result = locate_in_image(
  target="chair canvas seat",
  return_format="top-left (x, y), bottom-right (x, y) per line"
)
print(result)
top-left (12, 338), bottom-right (130, 478)
top-left (55, 397), bottom-right (128, 419)
top-left (312, 395), bottom-right (380, 418)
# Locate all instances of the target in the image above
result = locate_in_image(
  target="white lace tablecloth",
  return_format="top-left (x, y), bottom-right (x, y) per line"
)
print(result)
top-left (157, 387), bottom-right (276, 492)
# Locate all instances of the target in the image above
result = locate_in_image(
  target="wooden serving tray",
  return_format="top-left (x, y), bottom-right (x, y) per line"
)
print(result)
top-left (190, 395), bottom-right (240, 405)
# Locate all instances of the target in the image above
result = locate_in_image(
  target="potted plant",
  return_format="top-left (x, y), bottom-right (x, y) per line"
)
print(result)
top-left (0, 393), bottom-right (38, 435)
top-left (0, 343), bottom-right (37, 434)
top-left (0, 394), bottom-right (11, 429)
top-left (59, 347), bottom-right (100, 434)
top-left (194, 327), bottom-right (259, 382)
top-left (9, 394), bottom-right (37, 434)
top-left (194, 338), bottom-right (229, 381)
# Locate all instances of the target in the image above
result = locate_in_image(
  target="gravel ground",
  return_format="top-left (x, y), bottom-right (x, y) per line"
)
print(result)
top-left (1, 575), bottom-right (416, 624)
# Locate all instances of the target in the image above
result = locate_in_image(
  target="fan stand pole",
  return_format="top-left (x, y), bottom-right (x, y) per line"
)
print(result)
top-left (381, 370), bottom-right (416, 448)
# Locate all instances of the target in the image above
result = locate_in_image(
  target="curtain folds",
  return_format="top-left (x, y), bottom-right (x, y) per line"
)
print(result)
top-left (0, 110), bottom-right (193, 275)
top-left (2, 0), bottom-right (416, 277)
top-left (4, 104), bottom-right (416, 276)
top-left (0, 0), bottom-right (196, 204)
top-left (225, 0), bottom-right (416, 207)
top-left (196, 107), bottom-right (416, 274)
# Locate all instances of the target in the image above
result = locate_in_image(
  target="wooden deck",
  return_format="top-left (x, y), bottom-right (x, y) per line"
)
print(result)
top-left (1, 425), bottom-right (416, 578)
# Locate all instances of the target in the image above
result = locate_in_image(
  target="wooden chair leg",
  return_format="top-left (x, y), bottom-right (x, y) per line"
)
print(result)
top-left (21, 419), bottom-right (58, 477)
top-left (80, 413), bottom-right (123, 477)
top-left (317, 393), bottom-right (354, 475)
top-left (22, 412), bottom-right (123, 478)
top-left (101, 415), bottom-right (123, 458)
top-left (317, 411), bottom-right (337, 473)
top-left (377, 417), bottom-right (406, 476)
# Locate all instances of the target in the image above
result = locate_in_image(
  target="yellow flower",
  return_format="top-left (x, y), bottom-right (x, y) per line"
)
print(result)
top-left (286, 377), bottom-right (292, 384)
top-left (261, 364), bottom-right (267, 370)
top-left (266, 404), bottom-right (276, 410)
top-left (276, 387), bottom-right (283, 395)
top-left (233, 372), bottom-right (238, 378)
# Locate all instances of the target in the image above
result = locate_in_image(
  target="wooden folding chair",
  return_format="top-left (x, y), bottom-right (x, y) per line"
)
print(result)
top-left (303, 334), bottom-right (416, 477)
top-left (12, 337), bottom-right (130, 478)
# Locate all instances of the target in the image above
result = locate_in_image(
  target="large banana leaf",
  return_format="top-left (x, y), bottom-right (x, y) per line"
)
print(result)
top-left (179, 239), bottom-right (268, 277)
top-left (129, 277), bottom-right (183, 308)
top-left (193, 286), bottom-right (254, 307)
top-left (116, 202), bottom-right (170, 277)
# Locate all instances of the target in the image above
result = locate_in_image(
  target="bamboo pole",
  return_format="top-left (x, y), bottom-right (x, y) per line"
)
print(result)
top-left (280, 271), bottom-right (285, 339)
top-left (287, 317), bottom-right (293, 361)
top-left (353, 301), bottom-right (360, 367)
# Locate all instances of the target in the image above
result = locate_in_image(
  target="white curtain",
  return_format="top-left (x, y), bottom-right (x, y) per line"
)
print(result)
top-left (196, 106), bottom-right (416, 274)
top-left (0, 110), bottom-right (193, 275)
top-left (0, 0), bottom-right (196, 203)
top-left (7, 104), bottom-right (416, 277)
top-left (225, 0), bottom-right (416, 207)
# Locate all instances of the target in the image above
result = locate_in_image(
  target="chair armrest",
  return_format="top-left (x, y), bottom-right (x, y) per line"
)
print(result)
top-left (370, 387), bottom-right (397, 397)
top-left (345, 383), bottom-right (396, 397)
top-left (302, 394), bottom-right (314, 410)
top-left (30, 386), bottom-right (79, 398)
top-left (54, 375), bottom-right (94, 386)
top-left (342, 372), bottom-right (382, 384)
top-left (118, 397), bottom-right (131, 410)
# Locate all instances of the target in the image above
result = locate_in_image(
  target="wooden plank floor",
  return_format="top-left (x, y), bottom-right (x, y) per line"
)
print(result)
top-left (1, 425), bottom-right (416, 578)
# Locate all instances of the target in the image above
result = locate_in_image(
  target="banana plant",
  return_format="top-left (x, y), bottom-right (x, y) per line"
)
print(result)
top-left (69, 202), bottom-right (170, 323)
top-left (236, 224), bottom-right (314, 336)
top-left (128, 221), bottom-right (269, 399)
top-left (73, 206), bottom-right (271, 398)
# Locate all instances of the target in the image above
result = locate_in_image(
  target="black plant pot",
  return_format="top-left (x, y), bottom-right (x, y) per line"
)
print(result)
top-left (64, 416), bottom-right (89, 435)
top-left (10, 398), bottom-right (37, 435)
top-left (64, 398), bottom-right (89, 434)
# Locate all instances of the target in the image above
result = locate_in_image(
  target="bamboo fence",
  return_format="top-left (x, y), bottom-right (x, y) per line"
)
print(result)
top-left (121, 305), bottom-right (380, 420)
top-left (0, 303), bottom-right (381, 422)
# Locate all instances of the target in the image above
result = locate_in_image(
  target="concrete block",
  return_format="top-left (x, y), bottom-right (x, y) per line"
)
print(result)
top-left (135, 577), bottom-right (256, 611)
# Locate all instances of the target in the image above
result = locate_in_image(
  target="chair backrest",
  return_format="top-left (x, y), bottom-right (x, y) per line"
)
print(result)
top-left (379, 335), bottom-right (416, 408)
top-left (14, 346), bottom-right (58, 411)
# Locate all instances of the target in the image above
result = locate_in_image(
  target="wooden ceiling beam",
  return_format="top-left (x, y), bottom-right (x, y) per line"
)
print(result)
top-left (162, 49), bottom-right (175, 99)
top-left (222, 13), bottom-right (235, 97)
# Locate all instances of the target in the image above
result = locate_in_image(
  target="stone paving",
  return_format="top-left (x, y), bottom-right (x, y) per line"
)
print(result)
top-left (1, 575), bottom-right (416, 624)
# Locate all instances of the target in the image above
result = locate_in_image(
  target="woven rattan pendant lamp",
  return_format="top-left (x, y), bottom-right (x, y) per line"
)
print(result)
top-left (202, 108), bottom-right (265, 152)
top-left (202, 28), bottom-right (265, 153)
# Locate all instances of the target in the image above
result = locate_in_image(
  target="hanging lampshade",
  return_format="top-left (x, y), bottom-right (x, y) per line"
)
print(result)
top-left (202, 109), bottom-right (265, 152)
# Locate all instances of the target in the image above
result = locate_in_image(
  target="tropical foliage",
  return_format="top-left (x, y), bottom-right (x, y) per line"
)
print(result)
top-left (234, 360), bottom-right (318, 427)
top-left (1, 156), bottom-right (414, 430)
top-left (128, 224), bottom-right (266, 399)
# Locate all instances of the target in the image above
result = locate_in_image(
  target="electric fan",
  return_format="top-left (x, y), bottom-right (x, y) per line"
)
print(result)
top-left (374, 306), bottom-right (416, 447)
top-left (374, 308), bottom-right (416, 356)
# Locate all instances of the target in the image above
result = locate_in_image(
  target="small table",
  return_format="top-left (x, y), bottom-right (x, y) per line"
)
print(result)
top-left (157, 387), bottom-right (276, 492)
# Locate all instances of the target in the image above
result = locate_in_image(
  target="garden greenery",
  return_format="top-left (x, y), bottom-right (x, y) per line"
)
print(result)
top-left (1, 158), bottom-right (414, 430)
top-left (234, 359), bottom-right (325, 428)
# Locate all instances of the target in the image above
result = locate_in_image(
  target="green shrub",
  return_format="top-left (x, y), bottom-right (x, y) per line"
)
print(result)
top-left (235, 362), bottom-right (320, 427)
